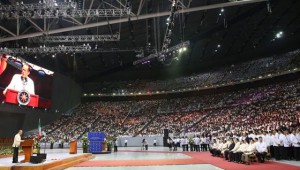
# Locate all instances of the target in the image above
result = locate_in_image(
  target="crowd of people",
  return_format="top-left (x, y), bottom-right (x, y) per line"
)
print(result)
top-left (84, 49), bottom-right (300, 94)
top-left (22, 49), bottom-right (300, 164)
top-left (209, 129), bottom-right (300, 164)
top-left (35, 76), bottom-right (300, 151)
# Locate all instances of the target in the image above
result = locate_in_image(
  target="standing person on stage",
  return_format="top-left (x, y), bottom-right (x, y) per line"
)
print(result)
top-left (3, 64), bottom-right (35, 95)
top-left (153, 138), bottom-right (157, 147)
top-left (142, 138), bottom-right (148, 150)
top-left (12, 130), bottom-right (24, 163)
top-left (124, 138), bottom-right (128, 147)
top-left (114, 139), bottom-right (118, 152)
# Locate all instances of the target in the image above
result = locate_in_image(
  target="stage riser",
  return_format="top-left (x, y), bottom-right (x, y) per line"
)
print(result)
top-left (4, 153), bottom-right (93, 170)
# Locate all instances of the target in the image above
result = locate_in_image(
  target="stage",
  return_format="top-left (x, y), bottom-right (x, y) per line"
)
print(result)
top-left (0, 149), bottom-right (93, 170)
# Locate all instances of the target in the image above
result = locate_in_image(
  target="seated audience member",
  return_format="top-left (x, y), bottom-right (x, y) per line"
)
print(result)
top-left (241, 138), bottom-right (256, 164)
top-left (209, 139), bottom-right (219, 155)
top-left (224, 138), bottom-right (235, 160)
top-left (228, 138), bottom-right (240, 162)
top-left (233, 139), bottom-right (248, 163)
top-left (214, 139), bottom-right (225, 156)
top-left (220, 139), bottom-right (229, 157)
top-left (256, 136), bottom-right (268, 163)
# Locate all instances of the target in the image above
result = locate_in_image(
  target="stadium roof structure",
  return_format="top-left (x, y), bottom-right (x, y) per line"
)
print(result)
top-left (0, 0), bottom-right (300, 82)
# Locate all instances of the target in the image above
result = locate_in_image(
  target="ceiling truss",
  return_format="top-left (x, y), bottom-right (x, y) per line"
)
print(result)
top-left (0, 0), bottom-right (267, 43)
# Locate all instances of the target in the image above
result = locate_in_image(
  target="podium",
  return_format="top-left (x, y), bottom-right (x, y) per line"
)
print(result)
top-left (101, 141), bottom-right (106, 151)
top-left (4, 89), bottom-right (39, 107)
top-left (88, 132), bottom-right (105, 154)
top-left (69, 140), bottom-right (77, 154)
top-left (21, 139), bottom-right (34, 163)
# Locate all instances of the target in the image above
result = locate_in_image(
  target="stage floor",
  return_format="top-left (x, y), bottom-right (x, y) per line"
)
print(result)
top-left (1, 147), bottom-right (300, 170)
top-left (0, 149), bottom-right (88, 167)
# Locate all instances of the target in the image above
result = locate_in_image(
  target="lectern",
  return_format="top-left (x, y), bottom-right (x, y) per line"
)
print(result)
top-left (101, 141), bottom-right (106, 151)
top-left (21, 139), bottom-right (34, 163)
top-left (69, 140), bottom-right (77, 154)
top-left (4, 89), bottom-right (39, 107)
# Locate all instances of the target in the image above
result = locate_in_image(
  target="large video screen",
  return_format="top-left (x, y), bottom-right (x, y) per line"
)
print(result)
top-left (0, 54), bottom-right (53, 109)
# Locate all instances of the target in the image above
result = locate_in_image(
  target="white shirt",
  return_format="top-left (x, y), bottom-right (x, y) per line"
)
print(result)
top-left (125, 139), bottom-right (128, 143)
top-left (290, 134), bottom-right (299, 147)
top-left (182, 138), bottom-right (188, 145)
top-left (256, 141), bottom-right (267, 153)
top-left (194, 137), bottom-right (200, 145)
top-left (12, 134), bottom-right (22, 147)
top-left (245, 143), bottom-right (256, 153)
top-left (280, 134), bottom-right (290, 147)
top-left (237, 143), bottom-right (248, 152)
top-left (4, 74), bottom-right (35, 95)
top-left (271, 135), bottom-right (280, 147)
top-left (231, 142), bottom-right (240, 152)
top-left (278, 134), bottom-right (284, 145)
top-left (265, 134), bottom-right (271, 146)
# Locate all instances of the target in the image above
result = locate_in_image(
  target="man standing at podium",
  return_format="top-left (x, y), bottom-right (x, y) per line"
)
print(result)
top-left (12, 130), bottom-right (24, 163)
top-left (3, 64), bottom-right (35, 95)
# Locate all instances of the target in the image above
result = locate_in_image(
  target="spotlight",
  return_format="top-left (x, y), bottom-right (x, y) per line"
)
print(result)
top-left (275, 31), bottom-right (283, 38)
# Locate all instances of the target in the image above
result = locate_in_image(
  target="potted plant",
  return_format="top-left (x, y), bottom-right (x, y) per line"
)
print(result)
top-left (188, 137), bottom-right (194, 152)
top-left (106, 140), bottom-right (112, 151)
top-left (82, 136), bottom-right (89, 153)
top-left (33, 138), bottom-right (40, 154)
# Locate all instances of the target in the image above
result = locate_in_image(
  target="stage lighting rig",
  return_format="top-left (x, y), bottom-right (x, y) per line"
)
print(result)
top-left (161, 0), bottom-right (179, 53)
top-left (133, 41), bottom-right (190, 65)
top-left (0, 1), bottom-right (128, 19)
top-left (0, 44), bottom-right (92, 54)
top-left (28, 34), bottom-right (120, 43)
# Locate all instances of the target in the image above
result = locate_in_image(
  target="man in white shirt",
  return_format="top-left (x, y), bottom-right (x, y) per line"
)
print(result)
top-left (290, 129), bottom-right (300, 161)
top-left (194, 135), bottom-right (200, 152)
top-left (229, 138), bottom-right (240, 162)
top-left (271, 130), bottom-right (281, 160)
top-left (280, 130), bottom-right (291, 160)
top-left (12, 130), bottom-right (24, 163)
top-left (124, 138), bottom-right (128, 147)
top-left (209, 139), bottom-right (219, 155)
top-left (233, 139), bottom-right (248, 163)
top-left (241, 138), bottom-right (256, 164)
top-left (256, 136), bottom-right (268, 163)
top-left (278, 130), bottom-right (285, 159)
top-left (3, 64), bottom-right (35, 95)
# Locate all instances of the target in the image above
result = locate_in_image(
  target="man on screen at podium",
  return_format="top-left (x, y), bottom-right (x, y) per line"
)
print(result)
top-left (2, 64), bottom-right (35, 96)
top-left (12, 130), bottom-right (24, 163)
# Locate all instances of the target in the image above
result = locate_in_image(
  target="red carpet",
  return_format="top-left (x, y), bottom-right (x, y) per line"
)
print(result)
top-left (185, 152), bottom-right (300, 170)
top-left (75, 158), bottom-right (204, 167)
top-left (73, 151), bottom-right (300, 170)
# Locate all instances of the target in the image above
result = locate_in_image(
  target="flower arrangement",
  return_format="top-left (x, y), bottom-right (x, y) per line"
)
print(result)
top-left (33, 137), bottom-right (41, 154)
top-left (81, 135), bottom-right (89, 153)
top-left (188, 137), bottom-right (194, 145)
top-left (0, 147), bottom-right (13, 155)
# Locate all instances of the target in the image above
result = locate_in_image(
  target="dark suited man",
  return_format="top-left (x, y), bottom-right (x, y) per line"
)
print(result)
top-left (12, 130), bottom-right (24, 163)
top-left (224, 138), bottom-right (235, 160)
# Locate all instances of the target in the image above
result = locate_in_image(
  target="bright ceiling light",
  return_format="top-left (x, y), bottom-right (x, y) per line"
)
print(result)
top-left (276, 31), bottom-right (283, 38)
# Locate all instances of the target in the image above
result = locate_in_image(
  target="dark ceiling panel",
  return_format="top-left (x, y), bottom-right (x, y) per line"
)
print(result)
top-left (1, 0), bottom-right (300, 82)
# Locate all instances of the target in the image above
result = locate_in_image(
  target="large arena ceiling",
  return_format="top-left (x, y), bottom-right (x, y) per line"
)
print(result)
top-left (0, 0), bottom-right (300, 82)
